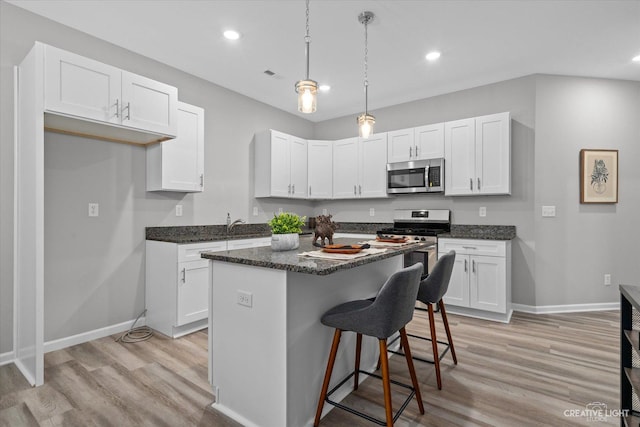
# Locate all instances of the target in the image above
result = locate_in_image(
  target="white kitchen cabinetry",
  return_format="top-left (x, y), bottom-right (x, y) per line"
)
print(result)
top-left (146, 240), bottom-right (226, 338)
top-left (387, 123), bottom-right (444, 162)
top-left (307, 140), bottom-right (333, 199)
top-left (44, 44), bottom-right (178, 143)
top-left (333, 133), bottom-right (388, 199)
top-left (444, 112), bottom-right (510, 196)
top-left (255, 130), bottom-right (308, 199)
top-left (438, 238), bottom-right (512, 322)
top-left (227, 237), bottom-right (271, 250)
top-left (147, 102), bottom-right (205, 192)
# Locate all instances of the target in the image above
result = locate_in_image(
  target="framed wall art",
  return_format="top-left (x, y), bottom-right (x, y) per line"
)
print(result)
top-left (580, 149), bottom-right (618, 203)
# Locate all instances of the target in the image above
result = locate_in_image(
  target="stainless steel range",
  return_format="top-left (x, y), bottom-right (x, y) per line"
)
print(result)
top-left (377, 209), bottom-right (451, 277)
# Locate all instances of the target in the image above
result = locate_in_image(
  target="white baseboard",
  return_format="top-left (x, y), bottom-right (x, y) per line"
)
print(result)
top-left (512, 302), bottom-right (619, 314)
top-left (0, 351), bottom-right (15, 367)
top-left (43, 317), bottom-right (146, 353)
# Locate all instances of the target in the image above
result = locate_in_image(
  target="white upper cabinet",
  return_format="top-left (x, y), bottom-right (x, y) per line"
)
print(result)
top-left (254, 130), bottom-right (308, 199)
top-left (43, 44), bottom-right (178, 143)
top-left (307, 140), bottom-right (333, 199)
top-left (445, 112), bottom-right (510, 196)
top-left (333, 134), bottom-right (388, 199)
top-left (387, 123), bottom-right (444, 162)
top-left (147, 102), bottom-right (205, 192)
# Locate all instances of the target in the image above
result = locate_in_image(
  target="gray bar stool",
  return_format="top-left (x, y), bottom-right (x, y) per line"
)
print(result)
top-left (387, 250), bottom-right (458, 390)
top-left (313, 263), bottom-right (425, 427)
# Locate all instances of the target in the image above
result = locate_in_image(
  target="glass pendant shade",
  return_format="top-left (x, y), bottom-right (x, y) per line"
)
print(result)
top-left (296, 79), bottom-right (318, 114)
top-left (358, 113), bottom-right (375, 139)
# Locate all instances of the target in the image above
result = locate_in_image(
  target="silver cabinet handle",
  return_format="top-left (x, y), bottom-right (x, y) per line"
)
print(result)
top-left (292, 184), bottom-right (295, 194)
top-left (200, 174), bottom-right (204, 187)
top-left (181, 268), bottom-right (186, 283)
top-left (472, 260), bottom-right (476, 273)
top-left (415, 146), bottom-right (419, 157)
top-left (470, 178), bottom-right (473, 191)
top-left (462, 246), bottom-right (477, 250)
top-left (288, 184), bottom-right (291, 194)
top-left (464, 259), bottom-right (468, 272)
top-left (409, 146), bottom-right (413, 157)
top-left (359, 185), bottom-right (362, 195)
top-left (122, 102), bottom-right (131, 120)
top-left (115, 99), bottom-right (119, 118)
top-left (309, 186), bottom-right (311, 196)
top-left (477, 178), bottom-right (481, 190)
top-left (354, 185), bottom-right (357, 195)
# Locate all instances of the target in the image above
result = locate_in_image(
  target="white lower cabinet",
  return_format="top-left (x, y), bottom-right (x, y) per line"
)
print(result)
top-left (146, 240), bottom-right (226, 338)
top-left (438, 238), bottom-right (512, 322)
top-left (227, 237), bottom-right (271, 250)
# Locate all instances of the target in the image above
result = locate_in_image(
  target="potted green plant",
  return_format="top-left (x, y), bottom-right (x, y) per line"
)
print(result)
top-left (268, 212), bottom-right (306, 251)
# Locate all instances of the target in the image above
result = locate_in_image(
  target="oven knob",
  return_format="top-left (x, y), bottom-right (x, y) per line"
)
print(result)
top-left (421, 237), bottom-right (426, 241)
top-left (414, 236), bottom-right (420, 241)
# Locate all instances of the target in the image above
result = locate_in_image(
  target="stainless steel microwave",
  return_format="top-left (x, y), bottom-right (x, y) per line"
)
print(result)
top-left (386, 159), bottom-right (444, 194)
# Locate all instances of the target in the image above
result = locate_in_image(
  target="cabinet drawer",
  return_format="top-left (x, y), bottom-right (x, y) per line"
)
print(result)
top-left (227, 237), bottom-right (271, 250)
top-left (178, 241), bottom-right (226, 262)
top-left (438, 238), bottom-right (506, 257)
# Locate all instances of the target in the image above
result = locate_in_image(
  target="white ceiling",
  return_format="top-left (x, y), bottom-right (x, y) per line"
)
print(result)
top-left (7, 0), bottom-right (640, 122)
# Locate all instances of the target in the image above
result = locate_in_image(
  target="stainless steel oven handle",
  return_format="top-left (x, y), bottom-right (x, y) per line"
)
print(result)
top-left (425, 166), bottom-right (430, 188)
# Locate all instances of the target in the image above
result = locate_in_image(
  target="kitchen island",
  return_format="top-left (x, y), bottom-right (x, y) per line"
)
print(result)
top-left (201, 235), bottom-right (428, 427)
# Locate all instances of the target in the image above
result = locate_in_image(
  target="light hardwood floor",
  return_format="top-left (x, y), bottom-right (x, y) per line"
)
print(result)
top-left (0, 310), bottom-right (619, 426)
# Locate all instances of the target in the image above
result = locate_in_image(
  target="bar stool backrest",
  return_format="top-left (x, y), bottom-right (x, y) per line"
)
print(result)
top-left (417, 250), bottom-right (456, 304)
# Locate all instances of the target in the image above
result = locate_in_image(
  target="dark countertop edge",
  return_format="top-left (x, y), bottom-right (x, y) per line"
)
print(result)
top-left (201, 242), bottom-right (428, 276)
top-left (438, 233), bottom-right (516, 241)
top-left (621, 285), bottom-right (640, 310)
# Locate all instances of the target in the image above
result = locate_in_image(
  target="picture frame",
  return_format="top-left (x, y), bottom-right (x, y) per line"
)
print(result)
top-left (579, 149), bottom-right (618, 203)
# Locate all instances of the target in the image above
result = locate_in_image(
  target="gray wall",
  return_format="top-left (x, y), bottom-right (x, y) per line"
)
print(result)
top-left (2, 1), bottom-right (638, 355)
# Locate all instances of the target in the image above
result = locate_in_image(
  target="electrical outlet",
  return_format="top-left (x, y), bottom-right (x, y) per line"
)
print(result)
top-left (278, 207), bottom-right (283, 215)
top-left (479, 207), bottom-right (486, 217)
top-left (253, 206), bottom-right (259, 216)
top-left (542, 206), bottom-right (556, 217)
top-left (175, 205), bottom-right (183, 217)
top-left (369, 208), bottom-right (375, 217)
top-left (237, 290), bottom-right (253, 307)
top-left (604, 274), bottom-right (611, 286)
top-left (322, 209), bottom-right (327, 216)
top-left (88, 203), bottom-right (99, 217)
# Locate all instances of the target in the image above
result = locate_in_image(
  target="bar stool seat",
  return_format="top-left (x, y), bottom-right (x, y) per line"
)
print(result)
top-left (313, 263), bottom-right (425, 427)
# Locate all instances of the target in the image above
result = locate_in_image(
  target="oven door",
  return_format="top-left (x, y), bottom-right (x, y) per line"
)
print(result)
top-left (403, 244), bottom-right (437, 278)
top-left (387, 160), bottom-right (429, 194)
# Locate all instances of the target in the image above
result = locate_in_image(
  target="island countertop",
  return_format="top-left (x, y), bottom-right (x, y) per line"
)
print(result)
top-left (201, 235), bottom-right (431, 276)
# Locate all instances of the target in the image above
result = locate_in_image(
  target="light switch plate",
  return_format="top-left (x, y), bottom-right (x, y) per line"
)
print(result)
top-left (278, 207), bottom-right (284, 215)
top-left (322, 209), bottom-right (327, 216)
top-left (542, 206), bottom-right (556, 217)
top-left (479, 207), bottom-right (487, 217)
top-left (369, 208), bottom-right (375, 217)
top-left (88, 203), bottom-right (99, 217)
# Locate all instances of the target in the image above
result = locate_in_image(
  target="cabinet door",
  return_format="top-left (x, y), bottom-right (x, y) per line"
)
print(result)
top-left (442, 254), bottom-right (470, 307)
top-left (147, 102), bottom-right (204, 192)
top-left (444, 118), bottom-right (476, 195)
top-left (476, 112), bottom-right (510, 195)
top-left (176, 259), bottom-right (209, 326)
top-left (269, 131), bottom-right (292, 198)
top-left (469, 255), bottom-right (506, 313)
top-left (387, 128), bottom-right (414, 162)
top-left (307, 140), bottom-right (333, 199)
top-left (289, 136), bottom-right (308, 198)
top-left (415, 123), bottom-right (444, 160)
top-left (359, 133), bottom-right (388, 198)
top-left (121, 71), bottom-right (178, 137)
top-left (44, 45), bottom-right (121, 124)
top-left (332, 137), bottom-right (359, 198)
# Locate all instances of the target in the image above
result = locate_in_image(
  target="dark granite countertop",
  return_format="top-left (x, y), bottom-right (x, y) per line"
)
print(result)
top-left (439, 224), bottom-right (516, 240)
top-left (145, 222), bottom-right (387, 244)
top-left (200, 235), bottom-right (429, 276)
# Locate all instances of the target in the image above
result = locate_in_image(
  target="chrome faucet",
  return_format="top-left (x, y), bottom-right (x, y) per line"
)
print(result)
top-left (227, 218), bottom-right (245, 233)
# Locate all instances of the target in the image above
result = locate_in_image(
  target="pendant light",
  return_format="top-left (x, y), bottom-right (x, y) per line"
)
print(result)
top-left (295, 0), bottom-right (317, 113)
top-left (357, 11), bottom-right (375, 138)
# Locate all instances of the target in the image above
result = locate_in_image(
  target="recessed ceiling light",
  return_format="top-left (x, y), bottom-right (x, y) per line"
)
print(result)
top-left (425, 51), bottom-right (441, 61)
top-left (319, 85), bottom-right (331, 92)
top-left (632, 54), bottom-right (640, 62)
top-left (223, 30), bottom-right (241, 40)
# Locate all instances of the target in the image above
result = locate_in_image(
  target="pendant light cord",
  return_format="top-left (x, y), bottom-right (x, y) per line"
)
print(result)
top-left (363, 14), bottom-right (369, 115)
top-left (305, 0), bottom-right (310, 80)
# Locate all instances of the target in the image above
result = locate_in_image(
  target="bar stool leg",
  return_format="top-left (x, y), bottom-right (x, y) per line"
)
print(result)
top-left (427, 303), bottom-right (442, 390)
top-left (439, 300), bottom-right (457, 364)
top-left (378, 339), bottom-right (394, 427)
top-left (314, 329), bottom-right (342, 427)
top-left (354, 333), bottom-right (362, 390)
top-left (399, 327), bottom-right (425, 414)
